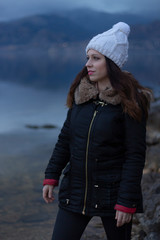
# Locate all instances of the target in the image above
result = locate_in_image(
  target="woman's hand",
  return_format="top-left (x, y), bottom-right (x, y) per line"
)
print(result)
top-left (43, 185), bottom-right (55, 203)
top-left (115, 210), bottom-right (132, 227)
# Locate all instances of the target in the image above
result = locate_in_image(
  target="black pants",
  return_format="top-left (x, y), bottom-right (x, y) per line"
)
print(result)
top-left (52, 208), bottom-right (132, 240)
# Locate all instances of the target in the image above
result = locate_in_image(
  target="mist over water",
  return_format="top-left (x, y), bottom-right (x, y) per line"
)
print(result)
top-left (0, 81), bottom-right (68, 134)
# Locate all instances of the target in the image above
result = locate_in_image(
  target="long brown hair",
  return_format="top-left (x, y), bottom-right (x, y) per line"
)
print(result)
top-left (66, 57), bottom-right (152, 121)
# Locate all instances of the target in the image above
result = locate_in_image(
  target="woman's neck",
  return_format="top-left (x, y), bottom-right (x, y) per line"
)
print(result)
top-left (96, 78), bottom-right (111, 92)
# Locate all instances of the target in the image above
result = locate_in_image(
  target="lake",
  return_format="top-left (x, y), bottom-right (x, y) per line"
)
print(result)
top-left (0, 81), bottom-right (67, 239)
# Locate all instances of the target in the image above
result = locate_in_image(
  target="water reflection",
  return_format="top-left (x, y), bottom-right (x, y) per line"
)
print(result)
top-left (0, 82), bottom-right (67, 133)
top-left (0, 46), bottom-right (159, 96)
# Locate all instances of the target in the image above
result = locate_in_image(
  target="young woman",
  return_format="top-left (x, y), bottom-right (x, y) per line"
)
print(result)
top-left (42, 22), bottom-right (152, 240)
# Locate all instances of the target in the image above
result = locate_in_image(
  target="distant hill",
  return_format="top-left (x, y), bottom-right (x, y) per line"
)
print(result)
top-left (0, 9), bottom-right (159, 91)
top-left (0, 9), bottom-right (159, 48)
top-left (0, 14), bottom-right (91, 46)
top-left (130, 21), bottom-right (160, 50)
top-left (58, 8), bottom-right (153, 34)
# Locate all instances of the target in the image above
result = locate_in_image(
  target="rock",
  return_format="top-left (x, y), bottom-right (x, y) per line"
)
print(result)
top-left (41, 124), bottom-right (57, 129)
top-left (25, 124), bottom-right (57, 129)
top-left (146, 102), bottom-right (160, 146)
top-left (146, 127), bottom-right (160, 146)
top-left (143, 161), bottom-right (159, 173)
top-left (148, 104), bottom-right (160, 132)
top-left (144, 232), bottom-right (160, 240)
top-left (131, 223), bottom-right (146, 240)
top-left (145, 143), bottom-right (160, 172)
top-left (134, 173), bottom-right (160, 238)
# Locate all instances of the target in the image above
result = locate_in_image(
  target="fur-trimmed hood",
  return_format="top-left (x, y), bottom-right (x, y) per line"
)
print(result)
top-left (74, 77), bottom-right (121, 105)
top-left (74, 77), bottom-right (152, 106)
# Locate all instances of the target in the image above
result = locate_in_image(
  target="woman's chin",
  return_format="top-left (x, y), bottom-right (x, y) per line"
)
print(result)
top-left (88, 76), bottom-right (97, 82)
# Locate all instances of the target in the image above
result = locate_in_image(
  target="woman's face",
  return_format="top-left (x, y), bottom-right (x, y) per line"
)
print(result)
top-left (86, 49), bottom-right (108, 83)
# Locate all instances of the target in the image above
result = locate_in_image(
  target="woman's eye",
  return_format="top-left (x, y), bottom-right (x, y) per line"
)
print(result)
top-left (86, 56), bottom-right (100, 61)
top-left (93, 56), bottom-right (100, 60)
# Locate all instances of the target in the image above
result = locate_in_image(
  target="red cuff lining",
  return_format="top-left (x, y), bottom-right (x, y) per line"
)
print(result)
top-left (43, 179), bottom-right (59, 186)
top-left (114, 204), bottom-right (136, 214)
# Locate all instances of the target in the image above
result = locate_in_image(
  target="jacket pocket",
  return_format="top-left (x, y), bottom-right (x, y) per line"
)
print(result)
top-left (93, 178), bottom-right (120, 210)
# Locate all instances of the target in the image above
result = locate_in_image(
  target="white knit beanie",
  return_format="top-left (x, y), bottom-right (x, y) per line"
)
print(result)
top-left (86, 22), bottom-right (130, 68)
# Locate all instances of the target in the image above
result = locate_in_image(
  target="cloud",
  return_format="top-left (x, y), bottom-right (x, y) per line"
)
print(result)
top-left (0, 0), bottom-right (160, 21)
top-left (100, 0), bottom-right (160, 13)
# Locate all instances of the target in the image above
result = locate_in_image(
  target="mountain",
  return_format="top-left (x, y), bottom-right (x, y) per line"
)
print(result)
top-left (0, 8), bottom-right (159, 47)
top-left (58, 8), bottom-right (154, 34)
top-left (131, 21), bottom-right (160, 39)
top-left (0, 10), bottom-right (159, 91)
top-left (0, 14), bottom-right (91, 46)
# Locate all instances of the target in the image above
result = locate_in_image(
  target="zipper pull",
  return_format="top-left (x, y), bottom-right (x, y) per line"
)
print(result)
top-left (66, 199), bottom-right (70, 204)
top-left (94, 110), bottom-right (98, 117)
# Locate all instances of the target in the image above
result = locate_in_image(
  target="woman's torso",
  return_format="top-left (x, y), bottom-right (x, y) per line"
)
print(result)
top-left (59, 100), bottom-right (129, 216)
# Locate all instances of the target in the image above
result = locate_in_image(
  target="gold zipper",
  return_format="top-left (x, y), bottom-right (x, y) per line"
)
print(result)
top-left (93, 100), bottom-right (108, 107)
top-left (82, 110), bottom-right (98, 215)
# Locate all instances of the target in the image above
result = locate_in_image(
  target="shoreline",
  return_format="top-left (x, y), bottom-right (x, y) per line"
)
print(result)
top-left (0, 128), bottom-right (107, 240)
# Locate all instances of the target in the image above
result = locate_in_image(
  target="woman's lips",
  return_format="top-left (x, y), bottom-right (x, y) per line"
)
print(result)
top-left (88, 71), bottom-right (95, 75)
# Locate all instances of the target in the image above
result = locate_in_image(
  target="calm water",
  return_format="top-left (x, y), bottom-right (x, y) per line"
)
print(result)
top-left (0, 81), bottom-right (68, 134)
top-left (1, 78), bottom-right (160, 135)
top-left (0, 81), bottom-right (67, 239)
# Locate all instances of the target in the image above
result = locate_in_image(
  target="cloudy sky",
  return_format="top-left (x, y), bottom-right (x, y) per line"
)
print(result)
top-left (0, 0), bottom-right (160, 21)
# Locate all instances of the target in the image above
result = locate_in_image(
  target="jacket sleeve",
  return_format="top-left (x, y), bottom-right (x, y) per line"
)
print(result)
top-left (114, 204), bottom-right (136, 213)
top-left (116, 112), bottom-right (146, 209)
top-left (43, 179), bottom-right (59, 186)
top-left (44, 108), bottom-right (72, 181)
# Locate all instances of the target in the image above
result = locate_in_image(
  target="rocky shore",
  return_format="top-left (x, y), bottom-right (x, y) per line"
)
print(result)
top-left (131, 100), bottom-right (160, 240)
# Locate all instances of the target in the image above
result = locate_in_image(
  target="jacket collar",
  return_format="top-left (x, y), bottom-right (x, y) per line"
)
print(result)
top-left (74, 77), bottom-right (121, 105)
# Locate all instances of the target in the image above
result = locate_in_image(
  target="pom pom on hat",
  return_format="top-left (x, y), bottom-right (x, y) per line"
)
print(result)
top-left (86, 22), bottom-right (130, 68)
top-left (112, 22), bottom-right (130, 37)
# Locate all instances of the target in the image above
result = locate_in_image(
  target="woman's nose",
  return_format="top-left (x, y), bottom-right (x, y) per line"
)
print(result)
top-left (86, 59), bottom-right (92, 67)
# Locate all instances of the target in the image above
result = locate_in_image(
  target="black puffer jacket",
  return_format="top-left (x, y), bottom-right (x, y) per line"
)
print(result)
top-left (45, 78), bottom-right (147, 216)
